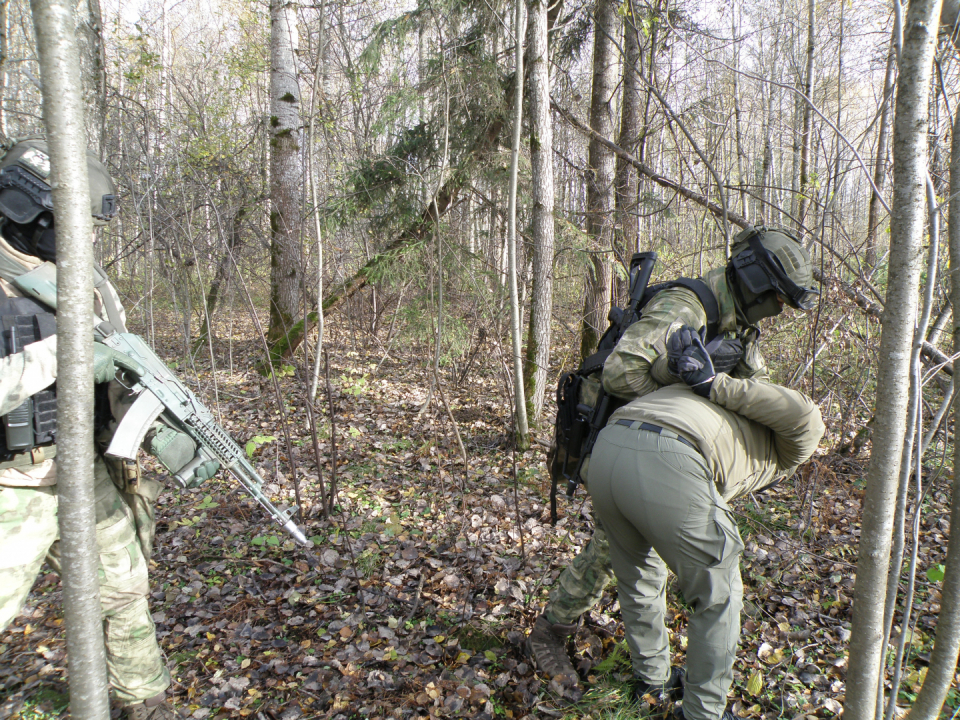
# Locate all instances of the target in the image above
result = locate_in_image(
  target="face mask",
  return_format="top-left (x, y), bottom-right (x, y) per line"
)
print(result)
top-left (742, 289), bottom-right (782, 325)
top-left (728, 265), bottom-right (783, 326)
top-left (1, 214), bottom-right (56, 262)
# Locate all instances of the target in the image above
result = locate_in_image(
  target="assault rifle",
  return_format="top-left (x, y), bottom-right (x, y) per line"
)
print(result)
top-left (549, 252), bottom-right (659, 522)
top-left (12, 264), bottom-right (310, 547)
top-left (549, 250), bottom-right (726, 522)
top-left (564, 251), bottom-right (658, 497)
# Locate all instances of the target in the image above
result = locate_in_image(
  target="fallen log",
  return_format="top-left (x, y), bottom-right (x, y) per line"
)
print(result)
top-left (267, 118), bottom-right (504, 364)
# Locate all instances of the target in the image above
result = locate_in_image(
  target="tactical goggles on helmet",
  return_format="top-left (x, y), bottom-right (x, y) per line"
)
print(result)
top-left (0, 165), bottom-right (54, 225)
top-left (731, 232), bottom-right (820, 311)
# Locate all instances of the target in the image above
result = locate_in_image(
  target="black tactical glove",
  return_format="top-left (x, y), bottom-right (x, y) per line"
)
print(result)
top-left (667, 325), bottom-right (705, 377)
top-left (704, 336), bottom-right (744, 375)
top-left (677, 335), bottom-right (716, 397)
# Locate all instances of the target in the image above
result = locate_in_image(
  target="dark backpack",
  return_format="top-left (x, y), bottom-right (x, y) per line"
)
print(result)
top-left (548, 253), bottom-right (720, 523)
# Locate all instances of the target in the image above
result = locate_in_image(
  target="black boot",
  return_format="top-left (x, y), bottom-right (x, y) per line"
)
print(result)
top-left (635, 665), bottom-right (685, 703)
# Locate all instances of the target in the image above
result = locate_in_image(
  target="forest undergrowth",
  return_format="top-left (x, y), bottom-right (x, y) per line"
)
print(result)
top-left (0, 313), bottom-right (955, 720)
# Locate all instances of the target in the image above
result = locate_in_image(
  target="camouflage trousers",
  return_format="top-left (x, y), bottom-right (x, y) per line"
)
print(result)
top-left (544, 522), bottom-right (614, 626)
top-left (0, 456), bottom-right (169, 705)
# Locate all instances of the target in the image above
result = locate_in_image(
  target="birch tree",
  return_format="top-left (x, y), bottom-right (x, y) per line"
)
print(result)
top-left (507, 0), bottom-right (528, 445)
top-left (902, 10), bottom-right (960, 716)
top-left (31, 0), bottom-right (109, 715)
top-left (266, 0), bottom-right (303, 349)
top-left (843, 0), bottom-right (944, 717)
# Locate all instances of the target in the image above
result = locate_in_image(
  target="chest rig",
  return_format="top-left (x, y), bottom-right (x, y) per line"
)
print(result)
top-left (0, 288), bottom-right (57, 460)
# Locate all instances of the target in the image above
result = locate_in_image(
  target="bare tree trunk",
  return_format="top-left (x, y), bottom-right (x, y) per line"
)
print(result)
top-left (866, 39), bottom-right (896, 269)
top-left (523, 0), bottom-right (554, 423)
top-left (730, 5), bottom-right (747, 219)
top-left (796, 0), bottom-right (816, 238)
top-left (580, 0), bottom-right (618, 361)
top-left (843, 1), bottom-right (943, 718)
top-left (73, 0), bottom-right (105, 153)
top-left (905, 101), bottom-right (960, 720)
top-left (267, 0), bottom-right (304, 349)
top-left (508, 0), bottom-right (529, 446)
top-left (0, 0), bottom-right (8, 137)
top-left (615, 5), bottom-right (640, 304)
top-left (203, 204), bottom-right (246, 338)
top-left (308, 0), bottom-right (327, 400)
top-left (757, 78), bottom-right (776, 223)
top-left (31, 0), bottom-right (109, 716)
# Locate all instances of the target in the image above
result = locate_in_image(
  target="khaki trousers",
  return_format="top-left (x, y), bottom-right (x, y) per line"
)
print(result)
top-left (587, 422), bottom-right (744, 720)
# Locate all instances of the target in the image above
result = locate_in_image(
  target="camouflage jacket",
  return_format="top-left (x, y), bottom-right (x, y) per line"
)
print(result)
top-left (0, 235), bottom-right (128, 487)
top-left (602, 267), bottom-right (767, 400)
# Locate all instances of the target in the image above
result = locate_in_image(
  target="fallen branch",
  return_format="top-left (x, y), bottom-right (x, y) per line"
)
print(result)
top-left (266, 117), bottom-right (505, 363)
top-left (551, 100), bottom-right (752, 229)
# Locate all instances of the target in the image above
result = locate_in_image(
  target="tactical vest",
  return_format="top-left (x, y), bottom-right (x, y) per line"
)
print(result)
top-left (0, 289), bottom-right (57, 461)
top-left (0, 252), bottom-right (128, 469)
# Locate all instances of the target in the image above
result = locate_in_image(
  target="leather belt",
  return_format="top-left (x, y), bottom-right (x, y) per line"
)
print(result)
top-left (614, 419), bottom-right (698, 452)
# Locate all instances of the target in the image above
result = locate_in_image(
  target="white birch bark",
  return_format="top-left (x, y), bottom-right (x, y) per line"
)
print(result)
top-left (508, 0), bottom-right (529, 444)
top-left (267, 0), bottom-right (303, 347)
top-left (843, 0), bottom-right (943, 717)
top-left (30, 0), bottom-right (109, 715)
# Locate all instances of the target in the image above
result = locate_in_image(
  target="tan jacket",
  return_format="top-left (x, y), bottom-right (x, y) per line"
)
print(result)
top-left (609, 374), bottom-right (824, 501)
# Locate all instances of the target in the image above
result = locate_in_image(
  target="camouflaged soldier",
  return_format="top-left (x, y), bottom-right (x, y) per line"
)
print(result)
top-left (528, 227), bottom-right (818, 692)
top-left (0, 140), bottom-right (219, 720)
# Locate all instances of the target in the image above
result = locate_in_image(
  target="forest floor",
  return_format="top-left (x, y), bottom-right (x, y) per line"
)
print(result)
top-left (0, 323), bottom-right (955, 720)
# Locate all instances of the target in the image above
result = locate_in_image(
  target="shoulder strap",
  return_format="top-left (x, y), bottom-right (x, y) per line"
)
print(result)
top-left (668, 278), bottom-right (720, 340)
top-left (93, 263), bottom-right (127, 332)
top-left (579, 348), bottom-right (613, 376)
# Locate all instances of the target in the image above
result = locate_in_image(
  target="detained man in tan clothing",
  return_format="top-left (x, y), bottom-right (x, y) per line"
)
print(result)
top-left (586, 327), bottom-right (824, 720)
top-left (528, 228), bottom-right (819, 686)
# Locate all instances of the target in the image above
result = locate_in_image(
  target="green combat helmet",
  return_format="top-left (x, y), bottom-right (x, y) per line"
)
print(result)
top-left (0, 138), bottom-right (117, 226)
top-left (0, 138), bottom-right (117, 262)
top-left (727, 226), bottom-right (819, 325)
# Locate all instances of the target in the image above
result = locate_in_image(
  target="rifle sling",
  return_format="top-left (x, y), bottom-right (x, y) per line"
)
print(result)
top-left (93, 263), bottom-right (127, 332)
top-left (670, 278), bottom-right (721, 340)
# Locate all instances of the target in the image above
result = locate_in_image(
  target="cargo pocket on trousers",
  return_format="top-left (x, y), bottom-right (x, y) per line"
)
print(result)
top-left (125, 478), bottom-right (161, 562)
top-left (108, 457), bottom-right (162, 563)
top-left (709, 510), bottom-right (744, 570)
